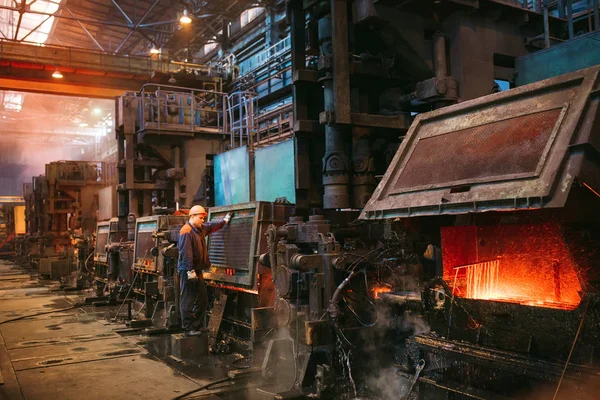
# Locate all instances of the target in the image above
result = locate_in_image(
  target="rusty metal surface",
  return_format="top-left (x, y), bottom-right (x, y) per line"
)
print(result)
top-left (204, 201), bottom-right (293, 289)
top-left (393, 108), bottom-right (563, 193)
top-left (361, 66), bottom-right (600, 219)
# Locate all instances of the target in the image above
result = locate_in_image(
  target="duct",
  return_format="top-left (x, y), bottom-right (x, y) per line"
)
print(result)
top-left (361, 65), bottom-right (600, 220)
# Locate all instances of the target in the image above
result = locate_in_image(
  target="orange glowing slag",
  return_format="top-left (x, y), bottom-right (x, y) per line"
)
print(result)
top-left (442, 222), bottom-right (583, 310)
top-left (372, 285), bottom-right (392, 299)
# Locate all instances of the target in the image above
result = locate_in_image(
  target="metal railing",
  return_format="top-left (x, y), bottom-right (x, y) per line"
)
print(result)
top-left (254, 103), bottom-right (293, 148)
top-left (227, 91), bottom-right (258, 149)
top-left (136, 84), bottom-right (259, 145)
top-left (237, 35), bottom-right (291, 78)
top-left (138, 84), bottom-right (229, 134)
top-left (0, 39), bottom-right (216, 76)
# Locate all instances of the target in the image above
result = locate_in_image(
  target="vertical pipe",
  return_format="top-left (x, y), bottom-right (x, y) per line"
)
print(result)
top-left (143, 192), bottom-right (152, 216)
top-left (594, 0), bottom-right (600, 31)
top-left (173, 146), bottom-right (181, 210)
top-left (567, 0), bottom-right (574, 39)
top-left (248, 96), bottom-right (254, 151)
top-left (239, 96), bottom-right (243, 147)
top-left (226, 94), bottom-right (232, 148)
top-left (558, 0), bottom-right (566, 18)
top-left (433, 32), bottom-right (447, 77)
top-left (589, 0), bottom-right (594, 33)
top-left (129, 191), bottom-right (138, 218)
top-left (117, 133), bottom-right (128, 218)
top-left (143, 167), bottom-right (152, 216)
top-left (544, 1), bottom-right (551, 48)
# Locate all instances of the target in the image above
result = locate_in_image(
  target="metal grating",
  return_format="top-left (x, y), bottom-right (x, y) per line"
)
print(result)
top-left (393, 108), bottom-right (563, 192)
top-left (209, 214), bottom-right (255, 271)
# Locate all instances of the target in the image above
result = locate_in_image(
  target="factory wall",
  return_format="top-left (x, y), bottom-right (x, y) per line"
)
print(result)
top-left (183, 137), bottom-right (224, 208)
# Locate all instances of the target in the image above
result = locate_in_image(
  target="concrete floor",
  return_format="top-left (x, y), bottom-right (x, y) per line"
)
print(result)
top-left (0, 260), bottom-right (254, 400)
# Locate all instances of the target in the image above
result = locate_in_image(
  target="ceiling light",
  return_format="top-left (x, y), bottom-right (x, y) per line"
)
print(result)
top-left (52, 69), bottom-right (63, 79)
top-left (79, 122), bottom-right (88, 127)
top-left (92, 108), bottom-right (102, 115)
top-left (150, 46), bottom-right (160, 54)
top-left (180, 9), bottom-right (192, 24)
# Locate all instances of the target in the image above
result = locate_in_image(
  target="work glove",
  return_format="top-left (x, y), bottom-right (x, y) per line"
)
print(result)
top-left (224, 212), bottom-right (233, 224)
top-left (187, 270), bottom-right (198, 281)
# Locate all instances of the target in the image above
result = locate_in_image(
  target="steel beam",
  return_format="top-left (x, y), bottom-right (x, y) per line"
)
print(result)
top-left (66, 8), bottom-right (105, 52)
top-left (13, 0), bottom-right (26, 41)
top-left (111, 0), bottom-right (133, 25)
top-left (114, 0), bottom-right (161, 54)
top-left (290, 0), bottom-right (308, 123)
top-left (330, 0), bottom-right (351, 124)
top-left (0, 5), bottom-right (131, 28)
top-left (19, 14), bottom-right (53, 42)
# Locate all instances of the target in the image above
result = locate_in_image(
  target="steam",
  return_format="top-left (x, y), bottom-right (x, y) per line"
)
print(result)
top-left (0, 141), bottom-right (89, 195)
top-left (0, 92), bottom-right (115, 196)
top-left (356, 298), bottom-right (430, 400)
top-left (365, 366), bottom-right (411, 400)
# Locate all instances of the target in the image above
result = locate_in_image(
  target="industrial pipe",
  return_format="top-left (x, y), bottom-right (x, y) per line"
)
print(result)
top-left (433, 32), bottom-right (447, 78)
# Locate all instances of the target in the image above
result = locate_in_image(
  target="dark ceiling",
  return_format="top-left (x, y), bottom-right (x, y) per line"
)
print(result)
top-left (4, 0), bottom-right (267, 59)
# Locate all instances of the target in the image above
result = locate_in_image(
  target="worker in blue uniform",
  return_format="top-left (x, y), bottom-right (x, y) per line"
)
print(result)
top-left (177, 205), bottom-right (232, 336)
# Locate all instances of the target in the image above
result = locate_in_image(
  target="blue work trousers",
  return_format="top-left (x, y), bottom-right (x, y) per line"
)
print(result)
top-left (178, 270), bottom-right (208, 331)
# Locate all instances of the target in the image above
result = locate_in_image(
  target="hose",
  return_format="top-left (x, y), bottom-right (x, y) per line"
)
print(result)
top-left (111, 271), bottom-right (139, 322)
top-left (552, 297), bottom-right (591, 400)
top-left (83, 251), bottom-right (94, 274)
top-left (327, 268), bottom-right (366, 349)
top-left (342, 292), bottom-right (378, 327)
top-left (172, 376), bottom-right (232, 400)
top-left (230, 356), bottom-right (252, 369)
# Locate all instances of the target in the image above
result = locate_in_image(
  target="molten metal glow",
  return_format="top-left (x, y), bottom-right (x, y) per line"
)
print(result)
top-left (206, 282), bottom-right (258, 295)
top-left (372, 285), bottom-right (392, 299)
top-left (442, 222), bottom-right (583, 310)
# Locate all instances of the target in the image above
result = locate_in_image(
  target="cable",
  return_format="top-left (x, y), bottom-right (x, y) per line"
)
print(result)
top-left (0, 305), bottom-right (82, 326)
top-left (552, 297), bottom-right (591, 400)
top-left (131, 301), bottom-right (146, 320)
top-left (342, 292), bottom-right (379, 327)
top-left (111, 270), bottom-right (139, 322)
top-left (172, 376), bottom-right (232, 400)
top-left (82, 251), bottom-right (94, 274)
top-left (230, 356), bottom-right (252, 369)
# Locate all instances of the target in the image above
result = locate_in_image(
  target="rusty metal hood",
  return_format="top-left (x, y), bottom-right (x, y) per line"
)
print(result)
top-left (361, 66), bottom-right (600, 220)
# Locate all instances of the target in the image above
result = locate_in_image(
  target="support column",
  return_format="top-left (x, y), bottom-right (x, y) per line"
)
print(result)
top-left (289, 0), bottom-right (311, 209)
top-left (117, 131), bottom-right (128, 217)
top-left (129, 191), bottom-right (139, 218)
top-left (330, 0), bottom-right (351, 124)
top-left (173, 146), bottom-right (182, 210)
top-left (320, 10), bottom-right (350, 209)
